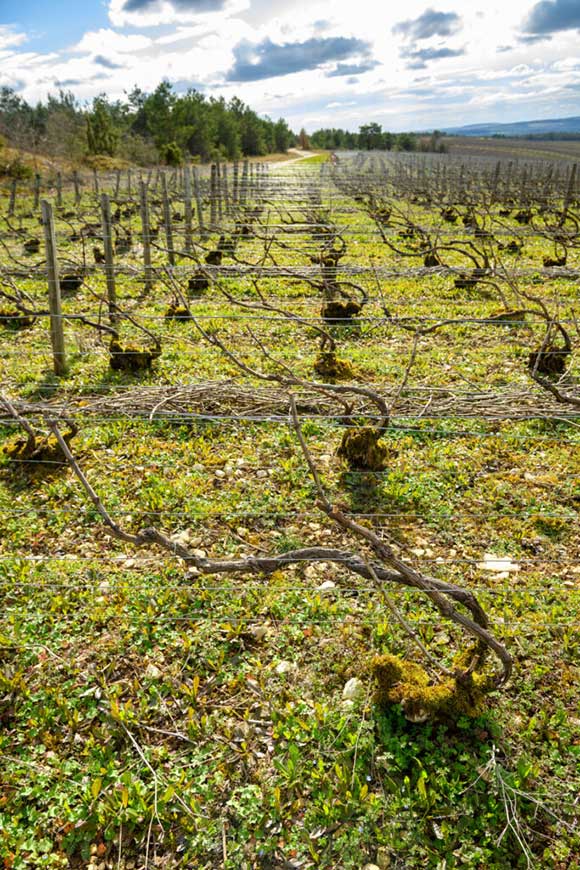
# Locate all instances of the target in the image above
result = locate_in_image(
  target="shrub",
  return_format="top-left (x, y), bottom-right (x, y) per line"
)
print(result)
top-left (161, 142), bottom-right (184, 166)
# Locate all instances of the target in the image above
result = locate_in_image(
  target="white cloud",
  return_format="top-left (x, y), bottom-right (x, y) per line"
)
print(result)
top-left (107, 0), bottom-right (249, 28)
top-left (0, 25), bottom-right (27, 51)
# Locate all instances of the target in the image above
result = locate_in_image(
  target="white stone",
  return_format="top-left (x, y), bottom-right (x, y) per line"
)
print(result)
top-left (342, 677), bottom-right (364, 701)
top-left (317, 580), bottom-right (336, 594)
top-left (275, 660), bottom-right (297, 675)
top-left (477, 553), bottom-right (520, 573)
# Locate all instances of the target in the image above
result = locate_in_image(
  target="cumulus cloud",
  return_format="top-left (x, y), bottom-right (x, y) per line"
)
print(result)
top-left (0, 25), bottom-right (27, 51)
top-left (326, 60), bottom-right (378, 77)
top-left (93, 55), bottom-right (125, 69)
top-left (393, 9), bottom-right (462, 41)
top-left (122, 0), bottom-right (226, 12)
top-left (75, 29), bottom-right (153, 54)
top-left (401, 45), bottom-right (465, 70)
top-left (226, 35), bottom-right (372, 81)
top-left (522, 0), bottom-right (580, 34)
top-left (108, 0), bottom-right (248, 27)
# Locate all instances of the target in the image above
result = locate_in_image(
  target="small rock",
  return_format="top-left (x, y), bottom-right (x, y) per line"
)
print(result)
top-left (256, 469), bottom-right (268, 478)
top-left (275, 660), bottom-right (297, 676)
top-left (342, 677), bottom-right (364, 701)
top-left (363, 865), bottom-right (381, 870)
top-left (250, 624), bottom-right (268, 641)
top-left (317, 580), bottom-right (336, 594)
top-left (145, 663), bottom-right (162, 679)
top-left (477, 553), bottom-right (520, 573)
top-left (376, 847), bottom-right (391, 869)
top-left (214, 469), bottom-right (226, 479)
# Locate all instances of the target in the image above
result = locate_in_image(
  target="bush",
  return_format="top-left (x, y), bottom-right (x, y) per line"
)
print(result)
top-left (161, 142), bottom-right (184, 166)
top-left (122, 134), bottom-right (159, 166)
top-left (0, 156), bottom-right (34, 180)
top-left (83, 154), bottom-right (131, 171)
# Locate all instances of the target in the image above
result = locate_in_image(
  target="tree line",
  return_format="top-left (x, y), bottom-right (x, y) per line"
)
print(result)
top-left (0, 82), bottom-right (295, 166)
top-left (310, 123), bottom-right (447, 153)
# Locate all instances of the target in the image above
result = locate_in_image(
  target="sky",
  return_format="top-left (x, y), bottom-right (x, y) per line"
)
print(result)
top-left (0, 0), bottom-right (579, 132)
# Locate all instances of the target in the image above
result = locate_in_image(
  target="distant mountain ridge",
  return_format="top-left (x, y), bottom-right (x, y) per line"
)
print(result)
top-left (442, 116), bottom-right (580, 137)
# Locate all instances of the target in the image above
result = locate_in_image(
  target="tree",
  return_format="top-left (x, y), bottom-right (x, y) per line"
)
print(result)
top-left (86, 96), bottom-right (118, 156)
top-left (273, 118), bottom-right (293, 152)
top-left (298, 128), bottom-right (310, 150)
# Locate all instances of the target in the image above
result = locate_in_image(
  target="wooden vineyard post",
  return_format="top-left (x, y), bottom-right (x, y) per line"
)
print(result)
top-left (100, 193), bottom-right (118, 325)
top-left (210, 163), bottom-right (217, 229)
top-left (561, 163), bottom-right (577, 225)
top-left (491, 161), bottom-right (501, 203)
top-left (56, 172), bottom-right (63, 209)
top-left (127, 169), bottom-right (132, 196)
top-left (192, 167), bottom-right (206, 240)
top-left (114, 170), bottom-right (121, 197)
top-left (73, 171), bottom-right (81, 207)
top-left (8, 179), bottom-right (17, 217)
top-left (233, 161), bottom-right (239, 206)
top-left (216, 161), bottom-right (223, 222)
top-left (222, 164), bottom-right (230, 216)
top-left (34, 174), bottom-right (41, 211)
top-left (93, 169), bottom-right (99, 196)
top-left (139, 181), bottom-right (154, 293)
top-left (41, 200), bottom-right (67, 376)
top-left (161, 173), bottom-right (175, 267)
top-left (183, 165), bottom-right (193, 253)
top-left (241, 159), bottom-right (249, 204)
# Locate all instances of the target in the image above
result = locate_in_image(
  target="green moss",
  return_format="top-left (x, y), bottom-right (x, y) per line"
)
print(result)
top-left (109, 339), bottom-right (161, 372)
top-left (321, 300), bottom-right (361, 324)
top-left (337, 427), bottom-right (389, 471)
top-left (164, 304), bottom-right (191, 322)
top-left (3, 430), bottom-right (74, 469)
top-left (0, 309), bottom-right (35, 330)
top-left (373, 653), bottom-right (491, 722)
top-left (313, 351), bottom-right (356, 382)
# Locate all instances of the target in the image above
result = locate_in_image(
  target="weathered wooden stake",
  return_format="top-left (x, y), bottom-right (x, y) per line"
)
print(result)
top-left (8, 179), bottom-right (17, 216)
top-left (183, 165), bottom-right (193, 253)
top-left (222, 163), bottom-right (230, 216)
top-left (161, 173), bottom-right (175, 266)
top-left (216, 161), bottom-right (223, 222)
top-left (100, 193), bottom-right (118, 324)
top-left (34, 174), bottom-right (41, 211)
top-left (139, 181), bottom-right (154, 293)
top-left (233, 161), bottom-right (239, 205)
top-left (56, 172), bottom-right (63, 208)
top-left (241, 160), bottom-right (249, 204)
top-left (192, 167), bottom-right (205, 239)
top-left (41, 200), bottom-right (67, 376)
top-left (73, 171), bottom-right (81, 207)
top-left (210, 163), bottom-right (217, 229)
top-left (562, 162), bottom-right (577, 223)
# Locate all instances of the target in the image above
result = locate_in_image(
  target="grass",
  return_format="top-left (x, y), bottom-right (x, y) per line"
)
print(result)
top-left (0, 159), bottom-right (579, 869)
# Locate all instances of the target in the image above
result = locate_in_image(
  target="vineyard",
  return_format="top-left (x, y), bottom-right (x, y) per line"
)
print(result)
top-left (1, 151), bottom-right (579, 869)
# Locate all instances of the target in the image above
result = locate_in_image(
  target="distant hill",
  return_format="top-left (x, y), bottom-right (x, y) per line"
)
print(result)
top-left (442, 116), bottom-right (580, 137)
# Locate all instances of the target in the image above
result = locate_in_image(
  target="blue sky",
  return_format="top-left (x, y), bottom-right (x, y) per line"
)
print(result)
top-left (1, 0), bottom-right (580, 131)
